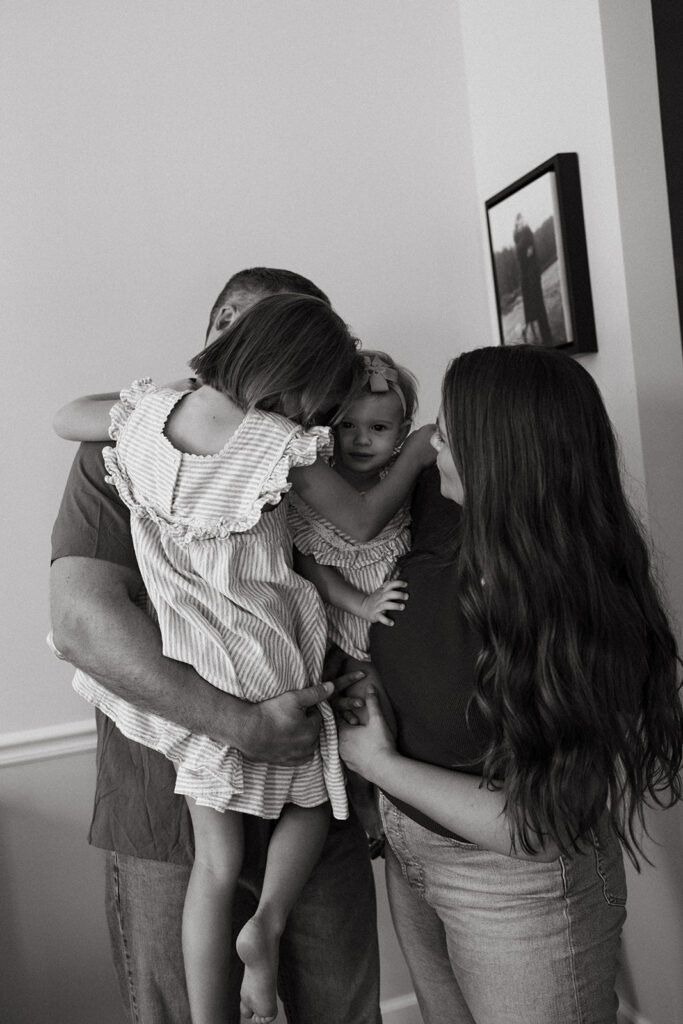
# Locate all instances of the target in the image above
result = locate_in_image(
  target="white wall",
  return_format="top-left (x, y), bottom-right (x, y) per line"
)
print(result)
top-left (1, 0), bottom-right (489, 733)
top-left (458, 3), bottom-right (683, 1022)
top-left (0, 753), bottom-right (123, 1024)
top-left (1, 2), bottom-right (490, 1020)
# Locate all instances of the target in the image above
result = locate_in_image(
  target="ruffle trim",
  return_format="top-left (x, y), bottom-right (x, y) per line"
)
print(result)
top-left (72, 670), bottom-right (246, 795)
top-left (103, 421), bottom-right (332, 543)
top-left (289, 498), bottom-right (411, 570)
top-left (108, 378), bottom-right (158, 441)
top-left (72, 671), bottom-right (348, 818)
top-left (255, 425), bottom-right (333, 513)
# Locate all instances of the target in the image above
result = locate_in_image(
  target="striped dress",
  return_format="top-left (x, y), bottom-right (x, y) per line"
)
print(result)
top-left (287, 475), bottom-right (411, 661)
top-left (71, 379), bottom-right (348, 819)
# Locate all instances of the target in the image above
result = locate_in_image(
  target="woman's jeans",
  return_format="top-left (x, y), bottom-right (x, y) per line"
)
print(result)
top-left (379, 792), bottom-right (626, 1024)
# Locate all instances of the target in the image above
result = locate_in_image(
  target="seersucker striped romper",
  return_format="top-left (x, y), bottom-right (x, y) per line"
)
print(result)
top-left (71, 379), bottom-right (348, 819)
top-left (287, 479), bottom-right (411, 661)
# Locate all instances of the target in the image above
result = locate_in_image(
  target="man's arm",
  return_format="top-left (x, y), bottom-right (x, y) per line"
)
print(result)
top-left (50, 555), bottom-right (334, 765)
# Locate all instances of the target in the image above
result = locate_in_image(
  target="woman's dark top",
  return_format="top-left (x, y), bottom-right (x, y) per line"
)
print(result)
top-left (369, 465), bottom-right (488, 839)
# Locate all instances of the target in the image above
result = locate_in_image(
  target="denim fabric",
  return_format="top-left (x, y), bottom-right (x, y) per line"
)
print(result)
top-left (105, 853), bottom-right (191, 1024)
top-left (105, 814), bottom-right (381, 1024)
top-left (379, 792), bottom-right (626, 1024)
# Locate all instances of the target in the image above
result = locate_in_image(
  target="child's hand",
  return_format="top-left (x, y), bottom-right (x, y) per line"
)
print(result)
top-left (359, 580), bottom-right (408, 625)
top-left (401, 423), bottom-right (437, 468)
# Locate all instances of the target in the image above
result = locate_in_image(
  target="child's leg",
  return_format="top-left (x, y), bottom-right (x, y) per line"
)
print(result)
top-left (236, 802), bottom-right (331, 1023)
top-left (183, 799), bottom-right (244, 1024)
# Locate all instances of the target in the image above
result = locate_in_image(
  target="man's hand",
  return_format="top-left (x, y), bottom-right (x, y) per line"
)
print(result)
top-left (242, 671), bottom-right (365, 764)
top-left (244, 683), bottom-right (335, 765)
top-left (160, 377), bottom-right (197, 392)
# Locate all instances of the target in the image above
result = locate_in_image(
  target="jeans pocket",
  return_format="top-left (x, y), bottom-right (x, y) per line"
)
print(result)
top-left (591, 822), bottom-right (627, 906)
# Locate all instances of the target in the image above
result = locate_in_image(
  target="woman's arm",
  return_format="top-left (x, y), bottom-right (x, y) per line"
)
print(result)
top-left (294, 549), bottom-right (407, 626)
top-left (339, 689), bottom-right (560, 861)
top-left (53, 393), bottom-right (120, 441)
top-left (290, 424), bottom-right (436, 541)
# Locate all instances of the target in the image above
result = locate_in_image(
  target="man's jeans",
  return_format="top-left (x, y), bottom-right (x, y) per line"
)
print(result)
top-left (379, 792), bottom-right (626, 1024)
top-left (104, 816), bottom-right (382, 1024)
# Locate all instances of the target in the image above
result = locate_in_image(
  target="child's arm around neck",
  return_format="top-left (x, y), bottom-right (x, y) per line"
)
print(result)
top-left (53, 392), bottom-right (121, 441)
top-left (53, 378), bottom-right (196, 443)
top-left (290, 423), bottom-right (435, 542)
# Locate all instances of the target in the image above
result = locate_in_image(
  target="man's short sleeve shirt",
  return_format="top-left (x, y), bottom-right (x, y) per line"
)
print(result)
top-left (51, 443), bottom-right (193, 864)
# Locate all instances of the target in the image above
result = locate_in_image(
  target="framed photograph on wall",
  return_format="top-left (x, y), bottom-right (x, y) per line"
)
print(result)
top-left (485, 153), bottom-right (597, 353)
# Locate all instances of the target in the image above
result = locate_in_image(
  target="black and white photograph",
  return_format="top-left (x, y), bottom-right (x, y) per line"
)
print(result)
top-left (486, 153), bottom-right (597, 354)
top-left (3, 5), bottom-right (683, 1024)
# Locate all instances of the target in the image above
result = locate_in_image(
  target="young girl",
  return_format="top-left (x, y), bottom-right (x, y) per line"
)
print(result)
top-left (339, 345), bottom-right (683, 1024)
top-left (289, 352), bottom-right (418, 655)
top-left (287, 351), bottom-right (418, 841)
top-left (53, 294), bottom-right (434, 1024)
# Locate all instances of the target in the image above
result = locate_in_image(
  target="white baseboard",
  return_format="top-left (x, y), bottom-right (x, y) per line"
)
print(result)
top-left (0, 718), bottom-right (96, 768)
top-left (380, 993), bottom-right (421, 1024)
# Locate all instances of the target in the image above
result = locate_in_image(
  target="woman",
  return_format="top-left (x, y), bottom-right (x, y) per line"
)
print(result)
top-left (513, 213), bottom-right (552, 345)
top-left (339, 345), bottom-right (683, 1024)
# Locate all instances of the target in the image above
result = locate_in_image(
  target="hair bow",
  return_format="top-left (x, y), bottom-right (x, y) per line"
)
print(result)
top-left (362, 354), bottom-right (399, 393)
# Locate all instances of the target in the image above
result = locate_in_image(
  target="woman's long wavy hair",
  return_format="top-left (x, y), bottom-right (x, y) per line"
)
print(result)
top-left (443, 345), bottom-right (683, 863)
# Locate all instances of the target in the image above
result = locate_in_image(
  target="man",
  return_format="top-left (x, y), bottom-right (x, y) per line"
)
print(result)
top-left (50, 268), bottom-right (381, 1024)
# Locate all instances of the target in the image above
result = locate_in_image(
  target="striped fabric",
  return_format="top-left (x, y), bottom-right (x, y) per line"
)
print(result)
top-left (72, 379), bottom-right (348, 820)
top-left (287, 485), bottom-right (411, 660)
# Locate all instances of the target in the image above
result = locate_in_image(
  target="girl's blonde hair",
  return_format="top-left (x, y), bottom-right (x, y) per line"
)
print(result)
top-left (190, 294), bottom-right (360, 426)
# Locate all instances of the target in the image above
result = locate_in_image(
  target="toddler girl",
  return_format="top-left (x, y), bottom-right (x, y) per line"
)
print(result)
top-left (288, 351), bottom-right (419, 841)
top-left (53, 296), bottom-right (433, 1024)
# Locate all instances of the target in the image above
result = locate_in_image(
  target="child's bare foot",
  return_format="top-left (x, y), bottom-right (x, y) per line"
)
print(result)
top-left (236, 915), bottom-right (279, 1023)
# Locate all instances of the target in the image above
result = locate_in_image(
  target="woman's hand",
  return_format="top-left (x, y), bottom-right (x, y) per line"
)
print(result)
top-left (338, 688), bottom-right (397, 783)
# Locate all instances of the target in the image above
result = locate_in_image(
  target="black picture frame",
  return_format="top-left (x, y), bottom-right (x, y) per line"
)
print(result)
top-left (485, 153), bottom-right (597, 354)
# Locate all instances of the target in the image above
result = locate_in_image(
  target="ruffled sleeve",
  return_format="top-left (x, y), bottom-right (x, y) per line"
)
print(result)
top-left (108, 378), bottom-right (158, 441)
top-left (258, 425), bottom-right (333, 509)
